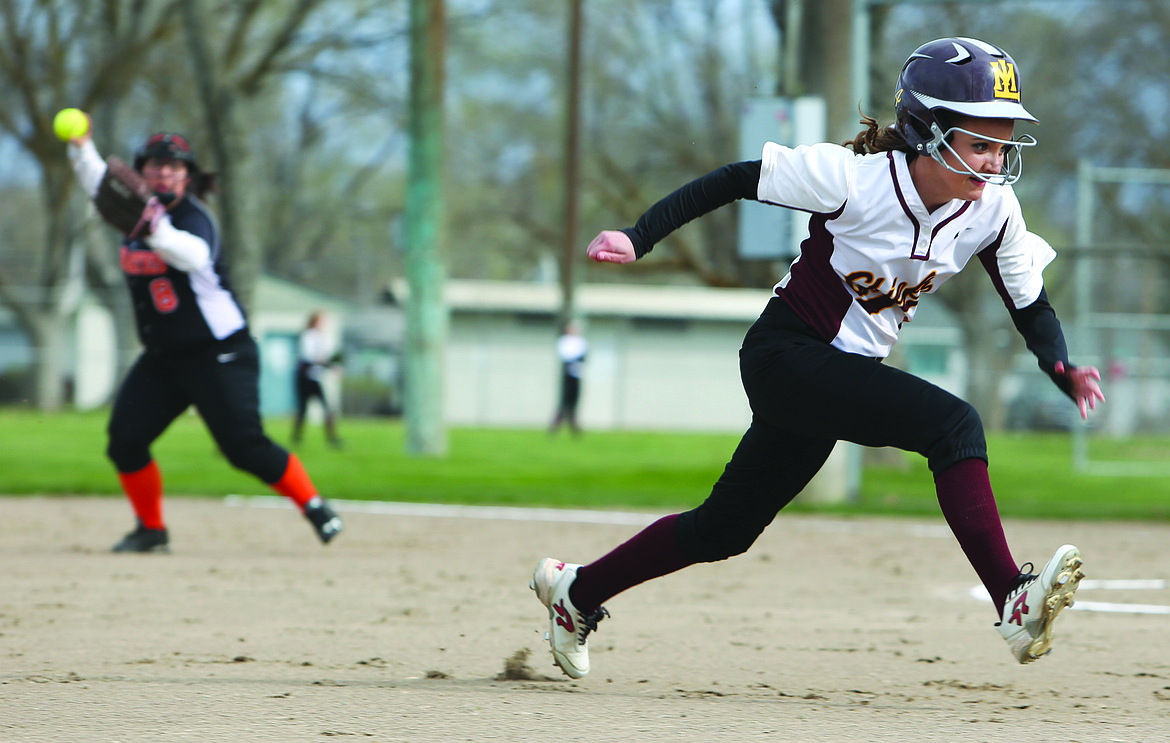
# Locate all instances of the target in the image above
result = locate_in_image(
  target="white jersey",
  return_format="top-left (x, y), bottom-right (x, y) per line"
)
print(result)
top-left (557, 333), bottom-right (587, 378)
top-left (299, 327), bottom-right (333, 381)
top-left (759, 142), bottom-right (1055, 358)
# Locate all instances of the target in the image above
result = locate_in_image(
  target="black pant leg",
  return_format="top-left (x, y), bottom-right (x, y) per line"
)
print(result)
top-left (743, 298), bottom-right (986, 472)
top-left (106, 354), bottom-right (192, 472)
top-left (179, 334), bottom-right (289, 484)
top-left (676, 420), bottom-right (835, 562)
top-left (676, 297), bottom-right (986, 562)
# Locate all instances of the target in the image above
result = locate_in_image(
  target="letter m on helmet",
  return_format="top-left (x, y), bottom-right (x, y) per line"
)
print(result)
top-left (991, 59), bottom-right (1021, 101)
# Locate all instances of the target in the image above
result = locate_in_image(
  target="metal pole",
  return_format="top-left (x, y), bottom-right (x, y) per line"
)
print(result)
top-left (560, 0), bottom-right (583, 328)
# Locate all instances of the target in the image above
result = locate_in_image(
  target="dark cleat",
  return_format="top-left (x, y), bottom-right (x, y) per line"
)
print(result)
top-left (111, 523), bottom-right (170, 553)
top-left (304, 498), bottom-right (344, 544)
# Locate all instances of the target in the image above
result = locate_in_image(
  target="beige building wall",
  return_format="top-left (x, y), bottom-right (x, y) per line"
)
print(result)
top-left (439, 281), bottom-right (764, 433)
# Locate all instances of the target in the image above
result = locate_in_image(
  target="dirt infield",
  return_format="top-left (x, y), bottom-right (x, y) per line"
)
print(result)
top-left (2, 495), bottom-right (1168, 742)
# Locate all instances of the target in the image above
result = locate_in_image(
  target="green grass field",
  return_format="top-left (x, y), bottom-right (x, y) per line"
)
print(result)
top-left (1, 409), bottom-right (1167, 521)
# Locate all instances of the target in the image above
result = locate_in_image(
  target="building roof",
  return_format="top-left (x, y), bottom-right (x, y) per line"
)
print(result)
top-left (254, 274), bottom-right (355, 314)
top-left (393, 279), bottom-right (772, 322)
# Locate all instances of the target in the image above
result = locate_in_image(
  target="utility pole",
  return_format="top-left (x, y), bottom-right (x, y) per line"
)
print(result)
top-left (403, 0), bottom-right (448, 456)
top-left (559, 0), bottom-right (583, 328)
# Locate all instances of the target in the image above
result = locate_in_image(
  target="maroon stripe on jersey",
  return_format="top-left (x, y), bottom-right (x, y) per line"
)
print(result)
top-left (887, 152), bottom-right (922, 258)
top-left (977, 220), bottom-right (1014, 307)
top-left (776, 205), bottom-right (853, 342)
top-left (910, 202), bottom-right (973, 262)
top-left (931, 202), bottom-right (971, 241)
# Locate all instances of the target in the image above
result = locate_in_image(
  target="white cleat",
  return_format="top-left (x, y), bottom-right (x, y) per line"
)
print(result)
top-left (996, 544), bottom-right (1085, 663)
top-left (530, 558), bottom-right (608, 679)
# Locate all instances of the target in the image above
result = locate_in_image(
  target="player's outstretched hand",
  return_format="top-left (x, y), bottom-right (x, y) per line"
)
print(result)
top-left (587, 230), bottom-right (636, 264)
top-left (1055, 361), bottom-right (1105, 419)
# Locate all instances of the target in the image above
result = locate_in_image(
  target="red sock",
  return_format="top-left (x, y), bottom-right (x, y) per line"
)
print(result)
top-left (118, 460), bottom-right (164, 530)
top-left (269, 453), bottom-right (318, 510)
top-left (569, 514), bottom-right (694, 614)
top-left (934, 458), bottom-right (1019, 614)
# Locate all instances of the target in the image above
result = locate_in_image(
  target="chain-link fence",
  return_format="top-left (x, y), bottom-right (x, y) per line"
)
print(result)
top-left (1068, 161), bottom-right (1170, 475)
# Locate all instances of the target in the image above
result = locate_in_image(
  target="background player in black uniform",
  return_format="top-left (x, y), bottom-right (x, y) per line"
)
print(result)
top-left (66, 125), bottom-right (343, 552)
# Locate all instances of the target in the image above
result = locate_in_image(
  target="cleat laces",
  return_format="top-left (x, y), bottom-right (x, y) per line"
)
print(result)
top-left (1010, 562), bottom-right (1036, 589)
top-left (577, 607), bottom-right (610, 645)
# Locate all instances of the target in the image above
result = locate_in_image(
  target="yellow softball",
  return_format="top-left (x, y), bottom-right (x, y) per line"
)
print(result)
top-left (53, 108), bottom-right (89, 142)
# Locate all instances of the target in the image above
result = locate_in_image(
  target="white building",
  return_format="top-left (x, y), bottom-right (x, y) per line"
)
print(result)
top-left (436, 280), bottom-right (763, 432)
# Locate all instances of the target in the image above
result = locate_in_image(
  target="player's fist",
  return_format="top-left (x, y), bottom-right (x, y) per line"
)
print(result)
top-left (586, 230), bottom-right (636, 264)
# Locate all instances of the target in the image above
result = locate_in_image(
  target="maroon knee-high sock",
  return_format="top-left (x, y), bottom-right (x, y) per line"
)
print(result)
top-left (569, 514), bottom-right (694, 614)
top-left (934, 458), bottom-right (1019, 615)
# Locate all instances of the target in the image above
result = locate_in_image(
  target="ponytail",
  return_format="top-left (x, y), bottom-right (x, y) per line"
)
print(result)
top-left (190, 171), bottom-right (218, 200)
top-left (843, 113), bottom-right (914, 156)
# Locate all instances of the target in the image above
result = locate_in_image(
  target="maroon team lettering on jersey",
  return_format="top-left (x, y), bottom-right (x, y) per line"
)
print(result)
top-left (846, 270), bottom-right (938, 315)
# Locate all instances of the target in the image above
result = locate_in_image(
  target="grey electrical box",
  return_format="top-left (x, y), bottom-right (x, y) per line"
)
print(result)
top-left (738, 96), bottom-right (826, 260)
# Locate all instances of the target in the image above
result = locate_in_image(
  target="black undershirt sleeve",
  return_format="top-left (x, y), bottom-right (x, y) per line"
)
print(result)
top-left (1007, 287), bottom-right (1075, 398)
top-left (621, 160), bottom-right (763, 258)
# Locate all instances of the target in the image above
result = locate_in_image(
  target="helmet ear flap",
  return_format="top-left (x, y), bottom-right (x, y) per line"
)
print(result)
top-left (895, 108), bottom-right (937, 154)
top-left (906, 116), bottom-right (934, 148)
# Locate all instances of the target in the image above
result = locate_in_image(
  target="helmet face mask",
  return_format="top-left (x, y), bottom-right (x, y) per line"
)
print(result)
top-left (923, 122), bottom-right (1037, 186)
top-left (894, 37), bottom-right (1038, 185)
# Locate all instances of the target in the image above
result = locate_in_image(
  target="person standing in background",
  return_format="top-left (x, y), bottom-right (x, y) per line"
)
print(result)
top-left (548, 322), bottom-right (587, 436)
top-left (293, 311), bottom-right (343, 449)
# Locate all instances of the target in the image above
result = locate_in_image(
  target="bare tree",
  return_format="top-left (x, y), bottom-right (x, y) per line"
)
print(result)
top-left (3, 0), bottom-right (1162, 425)
top-left (576, 0), bottom-right (781, 288)
top-left (876, 1), bottom-right (1170, 426)
top-left (0, 0), bottom-right (183, 409)
top-left (177, 0), bottom-right (353, 305)
top-left (0, 0), bottom-right (410, 408)
top-left (182, 0), bottom-right (413, 301)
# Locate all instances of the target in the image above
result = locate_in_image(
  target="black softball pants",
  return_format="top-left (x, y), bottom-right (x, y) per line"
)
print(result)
top-left (295, 363), bottom-right (331, 418)
top-left (675, 296), bottom-right (987, 563)
top-left (107, 331), bottom-right (289, 484)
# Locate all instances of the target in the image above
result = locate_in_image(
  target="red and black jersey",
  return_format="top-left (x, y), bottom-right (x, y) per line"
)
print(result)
top-left (120, 195), bottom-right (247, 354)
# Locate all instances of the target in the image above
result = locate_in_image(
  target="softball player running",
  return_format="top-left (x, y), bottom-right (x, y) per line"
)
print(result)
top-left (532, 37), bottom-right (1100, 678)
top-left (65, 126), bottom-right (344, 552)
